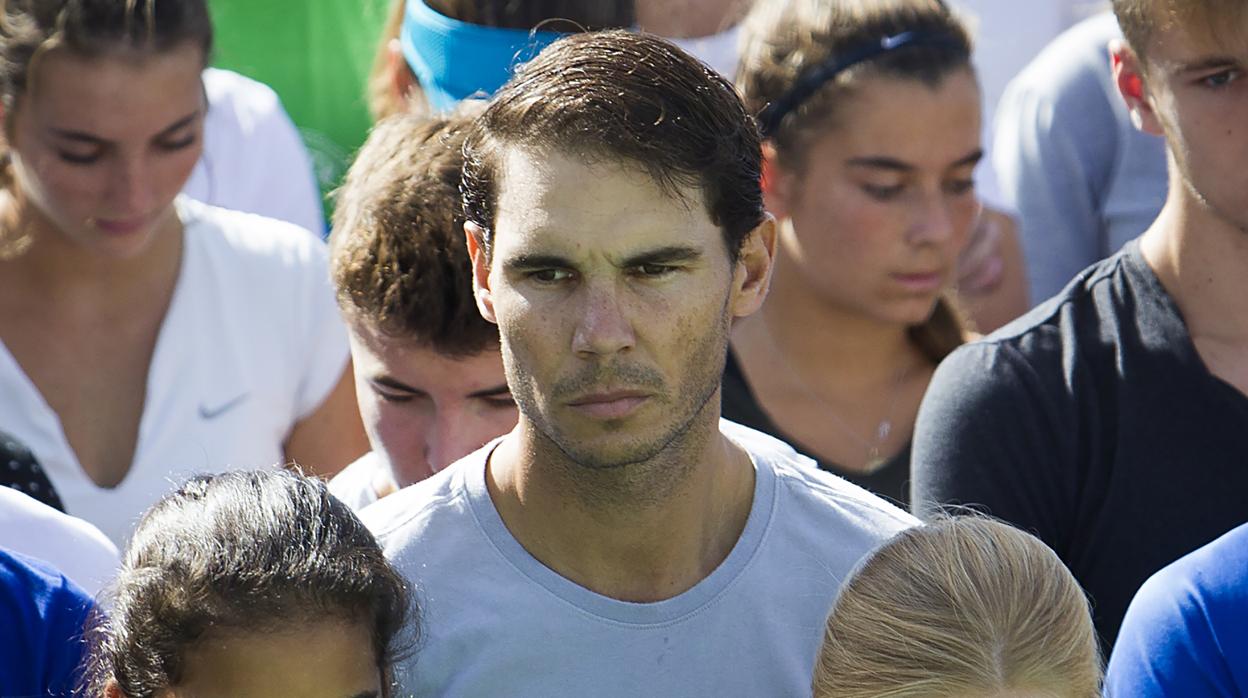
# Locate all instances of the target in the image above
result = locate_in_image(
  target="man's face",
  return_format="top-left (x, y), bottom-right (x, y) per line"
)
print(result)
top-left (1126, 17), bottom-right (1248, 231)
top-left (468, 146), bottom-right (769, 469)
top-left (348, 321), bottom-right (517, 487)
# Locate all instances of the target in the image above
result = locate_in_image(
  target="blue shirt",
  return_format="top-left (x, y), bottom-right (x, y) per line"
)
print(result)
top-left (1105, 521), bottom-right (1248, 697)
top-left (0, 547), bottom-right (95, 697)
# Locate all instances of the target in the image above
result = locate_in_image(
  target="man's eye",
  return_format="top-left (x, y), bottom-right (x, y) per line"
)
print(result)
top-left (483, 395), bottom-right (517, 409)
top-left (529, 269), bottom-right (574, 283)
top-left (633, 264), bottom-right (675, 278)
top-left (374, 389), bottom-right (413, 403)
top-left (1200, 69), bottom-right (1240, 89)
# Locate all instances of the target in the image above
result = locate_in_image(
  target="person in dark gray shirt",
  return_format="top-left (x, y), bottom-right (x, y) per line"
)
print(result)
top-left (912, 0), bottom-right (1248, 650)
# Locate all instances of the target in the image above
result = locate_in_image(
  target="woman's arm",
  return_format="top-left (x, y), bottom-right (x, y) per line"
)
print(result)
top-left (284, 363), bottom-right (368, 479)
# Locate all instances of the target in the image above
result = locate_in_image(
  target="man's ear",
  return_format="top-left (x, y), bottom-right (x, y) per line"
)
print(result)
top-left (464, 221), bottom-right (498, 324)
top-left (730, 213), bottom-right (778, 318)
top-left (760, 142), bottom-right (794, 220)
top-left (1111, 40), bottom-right (1165, 136)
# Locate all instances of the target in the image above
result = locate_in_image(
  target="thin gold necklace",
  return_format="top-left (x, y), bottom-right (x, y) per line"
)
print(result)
top-left (755, 313), bottom-right (913, 471)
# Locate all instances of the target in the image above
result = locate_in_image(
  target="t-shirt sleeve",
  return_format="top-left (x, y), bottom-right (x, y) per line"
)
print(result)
top-left (1104, 565), bottom-right (1238, 697)
top-left (910, 339), bottom-right (1078, 552)
top-left (290, 236), bottom-right (351, 421)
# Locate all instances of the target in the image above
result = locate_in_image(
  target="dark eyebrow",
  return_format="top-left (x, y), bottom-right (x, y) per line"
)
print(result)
top-left (1177, 56), bottom-right (1239, 74)
top-left (620, 245), bottom-right (703, 268)
top-left (348, 691), bottom-right (379, 698)
top-left (847, 149), bottom-right (983, 173)
top-left (846, 156), bottom-right (913, 173)
top-left (502, 253), bottom-right (574, 274)
top-left (49, 109), bottom-right (201, 144)
top-left (370, 376), bottom-right (424, 395)
top-left (468, 383), bottom-right (512, 399)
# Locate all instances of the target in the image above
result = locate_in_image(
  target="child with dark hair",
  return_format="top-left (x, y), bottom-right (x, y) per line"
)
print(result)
top-left (87, 469), bottom-right (412, 697)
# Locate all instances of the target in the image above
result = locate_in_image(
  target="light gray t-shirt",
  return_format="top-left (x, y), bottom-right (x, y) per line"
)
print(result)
top-left (327, 451), bottom-right (382, 512)
top-left (361, 420), bottom-right (916, 697)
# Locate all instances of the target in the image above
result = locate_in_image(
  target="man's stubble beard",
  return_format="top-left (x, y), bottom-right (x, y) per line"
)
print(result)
top-left (501, 299), bottom-right (733, 510)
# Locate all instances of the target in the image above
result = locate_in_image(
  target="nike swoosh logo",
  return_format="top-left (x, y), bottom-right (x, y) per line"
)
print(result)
top-left (199, 393), bottom-right (250, 420)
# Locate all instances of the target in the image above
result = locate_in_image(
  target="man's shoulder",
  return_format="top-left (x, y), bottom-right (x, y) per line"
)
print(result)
top-left (943, 247), bottom-right (1140, 375)
top-left (359, 449), bottom-right (482, 545)
top-left (724, 421), bottom-right (917, 535)
top-left (328, 451), bottom-right (383, 512)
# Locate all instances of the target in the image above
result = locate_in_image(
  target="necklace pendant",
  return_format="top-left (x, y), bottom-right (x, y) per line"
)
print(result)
top-left (876, 420), bottom-right (892, 441)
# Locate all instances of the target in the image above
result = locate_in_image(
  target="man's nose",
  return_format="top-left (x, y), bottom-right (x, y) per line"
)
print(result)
top-left (571, 281), bottom-right (637, 357)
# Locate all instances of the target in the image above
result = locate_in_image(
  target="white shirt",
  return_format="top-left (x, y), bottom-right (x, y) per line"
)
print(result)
top-left (0, 199), bottom-right (350, 545)
top-left (363, 420), bottom-right (916, 697)
top-left (0, 487), bottom-right (119, 597)
top-left (184, 68), bottom-right (325, 236)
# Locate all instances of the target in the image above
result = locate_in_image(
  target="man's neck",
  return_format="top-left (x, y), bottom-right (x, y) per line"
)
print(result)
top-left (485, 405), bottom-right (755, 603)
top-left (1141, 179), bottom-right (1248, 394)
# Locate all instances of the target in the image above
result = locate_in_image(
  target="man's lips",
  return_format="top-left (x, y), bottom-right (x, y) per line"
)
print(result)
top-left (566, 390), bottom-right (652, 419)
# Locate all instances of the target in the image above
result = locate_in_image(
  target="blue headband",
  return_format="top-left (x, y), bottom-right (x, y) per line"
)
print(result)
top-left (757, 30), bottom-right (966, 137)
top-left (400, 0), bottom-right (565, 113)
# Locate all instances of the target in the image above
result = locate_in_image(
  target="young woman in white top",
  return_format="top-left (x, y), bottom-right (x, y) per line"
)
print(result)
top-left (0, 0), bottom-right (367, 543)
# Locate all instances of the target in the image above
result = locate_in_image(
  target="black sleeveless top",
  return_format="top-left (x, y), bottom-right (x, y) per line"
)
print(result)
top-left (1, 429), bottom-right (64, 511)
top-left (721, 351), bottom-right (912, 508)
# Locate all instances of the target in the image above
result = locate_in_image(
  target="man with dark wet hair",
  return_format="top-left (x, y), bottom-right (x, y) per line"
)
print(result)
top-left (363, 30), bottom-right (914, 696)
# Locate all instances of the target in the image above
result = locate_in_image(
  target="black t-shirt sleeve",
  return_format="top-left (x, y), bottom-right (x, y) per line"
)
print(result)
top-left (910, 338), bottom-right (1079, 553)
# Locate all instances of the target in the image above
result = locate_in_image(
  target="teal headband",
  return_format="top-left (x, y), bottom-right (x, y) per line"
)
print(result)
top-left (400, 0), bottom-right (564, 113)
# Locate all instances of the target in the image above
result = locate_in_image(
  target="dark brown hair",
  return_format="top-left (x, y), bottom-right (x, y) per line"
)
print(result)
top-left (331, 104), bottom-right (498, 357)
top-left (737, 0), bottom-right (972, 360)
top-left (366, 0), bottom-right (634, 119)
top-left (86, 469), bottom-right (413, 698)
top-left (0, 0), bottom-right (212, 111)
top-left (461, 30), bottom-right (765, 263)
top-left (0, 0), bottom-right (211, 258)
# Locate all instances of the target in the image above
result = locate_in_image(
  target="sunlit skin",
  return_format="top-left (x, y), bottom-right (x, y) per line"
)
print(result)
top-left (765, 68), bottom-right (982, 328)
top-left (348, 320), bottom-right (517, 492)
top-left (472, 147), bottom-right (755, 472)
top-left (152, 619), bottom-right (382, 698)
top-left (465, 145), bottom-right (775, 601)
top-left (1114, 16), bottom-right (1248, 398)
top-left (728, 69), bottom-right (981, 473)
top-left (5, 43), bottom-right (205, 259)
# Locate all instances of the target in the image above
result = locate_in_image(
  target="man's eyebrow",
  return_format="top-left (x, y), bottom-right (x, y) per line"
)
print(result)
top-left (502, 253), bottom-right (574, 273)
top-left (620, 245), bottom-right (703, 268)
top-left (468, 384), bottom-right (512, 399)
top-left (49, 109), bottom-right (201, 143)
top-left (370, 376), bottom-right (424, 395)
top-left (1176, 56), bottom-right (1240, 73)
